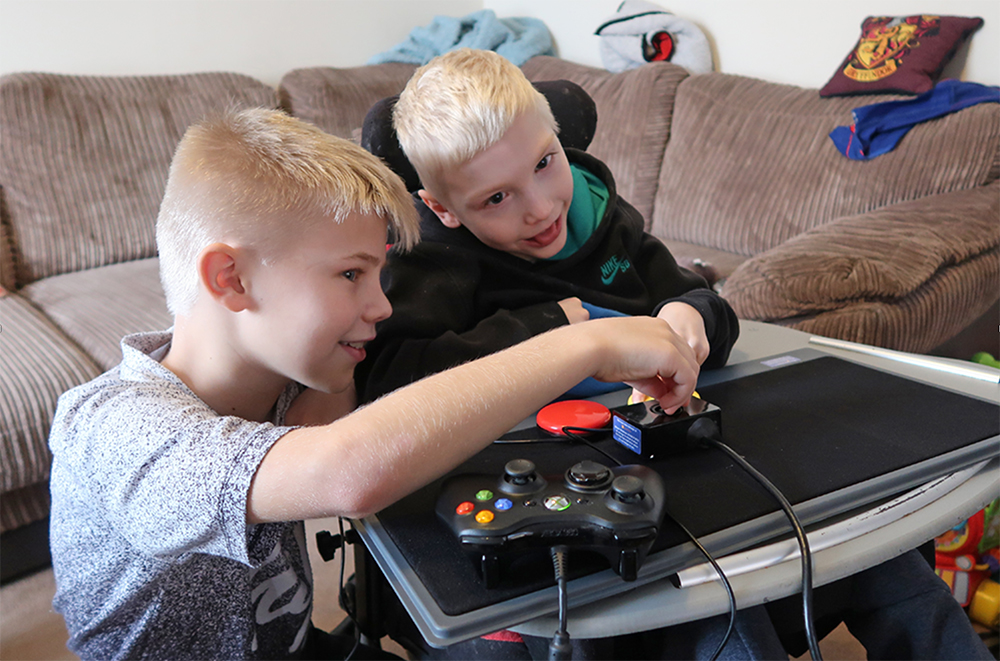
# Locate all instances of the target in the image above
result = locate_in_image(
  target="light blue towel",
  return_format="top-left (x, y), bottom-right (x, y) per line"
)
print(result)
top-left (367, 9), bottom-right (555, 67)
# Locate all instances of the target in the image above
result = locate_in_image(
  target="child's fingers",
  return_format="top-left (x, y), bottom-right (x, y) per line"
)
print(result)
top-left (624, 375), bottom-right (694, 415)
top-left (628, 388), bottom-right (652, 405)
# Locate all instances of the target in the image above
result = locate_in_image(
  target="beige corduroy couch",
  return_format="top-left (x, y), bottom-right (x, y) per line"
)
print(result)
top-left (1, 56), bottom-right (997, 578)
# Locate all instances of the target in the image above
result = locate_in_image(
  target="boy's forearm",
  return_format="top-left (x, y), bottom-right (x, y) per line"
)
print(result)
top-left (655, 289), bottom-right (740, 369)
top-left (342, 330), bottom-right (596, 504)
top-left (251, 325), bottom-right (601, 523)
top-left (249, 316), bottom-right (698, 524)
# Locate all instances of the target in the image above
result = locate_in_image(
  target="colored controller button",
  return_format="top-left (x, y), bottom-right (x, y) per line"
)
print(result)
top-left (544, 495), bottom-right (572, 511)
top-left (475, 510), bottom-right (495, 524)
top-left (476, 489), bottom-right (493, 501)
top-left (494, 498), bottom-right (513, 511)
top-left (456, 502), bottom-right (475, 515)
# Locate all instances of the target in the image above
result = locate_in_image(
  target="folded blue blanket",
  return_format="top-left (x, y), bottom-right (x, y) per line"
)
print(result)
top-left (367, 9), bottom-right (554, 66)
top-left (830, 79), bottom-right (1000, 160)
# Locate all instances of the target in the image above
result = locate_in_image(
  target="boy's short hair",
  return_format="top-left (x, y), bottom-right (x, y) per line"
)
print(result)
top-left (393, 48), bottom-right (557, 191)
top-left (156, 107), bottom-right (420, 316)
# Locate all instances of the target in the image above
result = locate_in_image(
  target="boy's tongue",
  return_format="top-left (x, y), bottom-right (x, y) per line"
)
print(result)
top-left (525, 217), bottom-right (561, 248)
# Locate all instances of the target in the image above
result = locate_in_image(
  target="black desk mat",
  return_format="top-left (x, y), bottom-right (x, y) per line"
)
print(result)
top-left (374, 356), bottom-right (1000, 617)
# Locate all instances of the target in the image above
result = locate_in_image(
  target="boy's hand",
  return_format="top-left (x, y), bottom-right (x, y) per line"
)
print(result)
top-left (585, 316), bottom-right (699, 415)
top-left (656, 302), bottom-right (709, 364)
top-left (629, 302), bottom-right (708, 406)
top-left (558, 297), bottom-right (591, 324)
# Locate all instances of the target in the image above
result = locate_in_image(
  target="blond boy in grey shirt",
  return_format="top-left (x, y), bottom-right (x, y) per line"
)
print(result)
top-left (48, 108), bottom-right (704, 660)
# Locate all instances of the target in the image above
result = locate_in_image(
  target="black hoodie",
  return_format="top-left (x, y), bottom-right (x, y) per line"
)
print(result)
top-left (356, 149), bottom-right (739, 403)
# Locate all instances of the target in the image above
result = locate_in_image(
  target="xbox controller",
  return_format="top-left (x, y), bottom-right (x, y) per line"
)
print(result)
top-left (436, 459), bottom-right (667, 588)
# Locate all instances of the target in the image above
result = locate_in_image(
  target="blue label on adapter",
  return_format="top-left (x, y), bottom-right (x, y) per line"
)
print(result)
top-left (612, 416), bottom-right (642, 454)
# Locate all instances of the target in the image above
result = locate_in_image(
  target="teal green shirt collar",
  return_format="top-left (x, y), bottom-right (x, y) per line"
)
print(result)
top-left (547, 163), bottom-right (609, 261)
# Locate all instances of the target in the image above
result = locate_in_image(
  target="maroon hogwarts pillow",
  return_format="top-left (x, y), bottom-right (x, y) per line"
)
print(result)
top-left (820, 15), bottom-right (984, 97)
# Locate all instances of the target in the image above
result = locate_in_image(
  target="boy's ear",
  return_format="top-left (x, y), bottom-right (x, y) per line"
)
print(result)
top-left (418, 189), bottom-right (462, 229)
top-left (198, 243), bottom-right (251, 312)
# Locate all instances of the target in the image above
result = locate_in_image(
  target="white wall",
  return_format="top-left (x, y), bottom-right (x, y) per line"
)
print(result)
top-left (0, 0), bottom-right (483, 87)
top-left (1, 0), bottom-right (997, 89)
top-left (486, 0), bottom-right (999, 88)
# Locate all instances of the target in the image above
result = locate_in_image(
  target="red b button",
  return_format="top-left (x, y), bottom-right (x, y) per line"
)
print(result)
top-left (456, 502), bottom-right (475, 515)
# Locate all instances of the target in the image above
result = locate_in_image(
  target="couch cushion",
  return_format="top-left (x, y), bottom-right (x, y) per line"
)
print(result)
top-left (721, 183), bottom-right (1000, 352)
top-left (522, 56), bottom-right (689, 226)
top-left (22, 258), bottom-right (171, 372)
top-left (0, 185), bottom-right (14, 292)
top-left (658, 238), bottom-right (748, 290)
top-left (0, 293), bottom-right (101, 509)
top-left (279, 63), bottom-right (419, 141)
top-left (652, 73), bottom-right (1000, 256)
top-left (0, 72), bottom-right (277, 287)
top-left (0, 483), bottom-right (51, 534)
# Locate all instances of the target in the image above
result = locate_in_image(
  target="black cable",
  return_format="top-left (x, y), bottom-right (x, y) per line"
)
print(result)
top-left (560, 426), bottom-right (622, 466)
top-left (668, 514), bottom-right (736, 661)
top-left (687, 418), bottom-right (823, 661)
top-left (564, 425), bottom-right (738, 658)
top-left (548, 546), bottom-right (572, 661)
top-left (563, 423), bottom-right (744, 658)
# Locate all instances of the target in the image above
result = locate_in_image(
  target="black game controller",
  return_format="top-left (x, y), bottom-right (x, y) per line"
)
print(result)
top-left (436, 459), bottom-right (667, 588)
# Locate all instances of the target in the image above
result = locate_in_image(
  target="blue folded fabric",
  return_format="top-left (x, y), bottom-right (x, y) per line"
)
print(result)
top-left (367, 9), bottom-right (554, 66)
top-left (830, 79), bottom-right (1000, 160)
top-left (581, 302), bottom-right (628, 320)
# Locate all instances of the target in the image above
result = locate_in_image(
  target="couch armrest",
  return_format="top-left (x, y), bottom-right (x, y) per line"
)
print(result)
top-left (721, 182), bottom-right (999, 351)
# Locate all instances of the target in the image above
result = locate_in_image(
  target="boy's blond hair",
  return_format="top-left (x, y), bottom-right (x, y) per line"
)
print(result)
top-left (156, 107), bottom-right (420, 316)
top-left (393, 48), bottom-right (557, 191)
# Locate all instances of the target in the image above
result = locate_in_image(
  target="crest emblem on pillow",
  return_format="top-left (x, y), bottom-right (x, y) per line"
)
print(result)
top-left (844, 16), bottom-right (940, 82)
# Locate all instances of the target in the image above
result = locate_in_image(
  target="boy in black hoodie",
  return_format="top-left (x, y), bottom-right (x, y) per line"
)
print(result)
top-left (356, 48), bottom-right (993, 661)
top-left (356, 48), bottom-right (738, 405)
top-left (352, 47), bottom-right (798, 661)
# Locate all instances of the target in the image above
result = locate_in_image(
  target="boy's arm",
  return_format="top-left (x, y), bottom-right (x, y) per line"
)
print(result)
top-left (653, 289), bottom-right (739, 369)
top-left (655, 301), bottom-right (710, 365)
top-left (248, 316), bottom-right (698, 524)
top-left (634, 231), bottom-right (740, 369)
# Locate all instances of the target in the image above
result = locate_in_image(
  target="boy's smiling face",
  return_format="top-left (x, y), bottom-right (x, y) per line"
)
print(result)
top-left (419, 109), bottom-right (574, 261)
top-left (243, 211), bottom-right (392, 394)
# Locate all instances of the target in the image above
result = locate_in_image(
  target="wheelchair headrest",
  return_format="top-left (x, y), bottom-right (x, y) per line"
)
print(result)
top-left (361, 79), bottom-right (598, 193)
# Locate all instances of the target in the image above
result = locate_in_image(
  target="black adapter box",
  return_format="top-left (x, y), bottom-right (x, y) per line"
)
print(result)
top-left (611, 399), bottom-right (721, 459)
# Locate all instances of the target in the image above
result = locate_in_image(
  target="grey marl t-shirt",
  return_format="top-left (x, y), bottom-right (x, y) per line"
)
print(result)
top-left (49, 331), bottom-right (312, 660)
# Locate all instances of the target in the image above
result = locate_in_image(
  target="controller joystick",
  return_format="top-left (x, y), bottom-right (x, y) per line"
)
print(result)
top-left (611, 475), bottom-right (644, 502)
top-left (437, 460), bottom-right (667, 587)
top-left (606, 475), bottom-right (653, 515)
top-left (500, 459), bottom-right (547, 496)
top-left (566, 460), bottom-right (612, 490)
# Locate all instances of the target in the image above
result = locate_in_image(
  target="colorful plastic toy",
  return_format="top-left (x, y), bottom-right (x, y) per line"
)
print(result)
top-left (936, 498), bottom-right (1000, 627)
